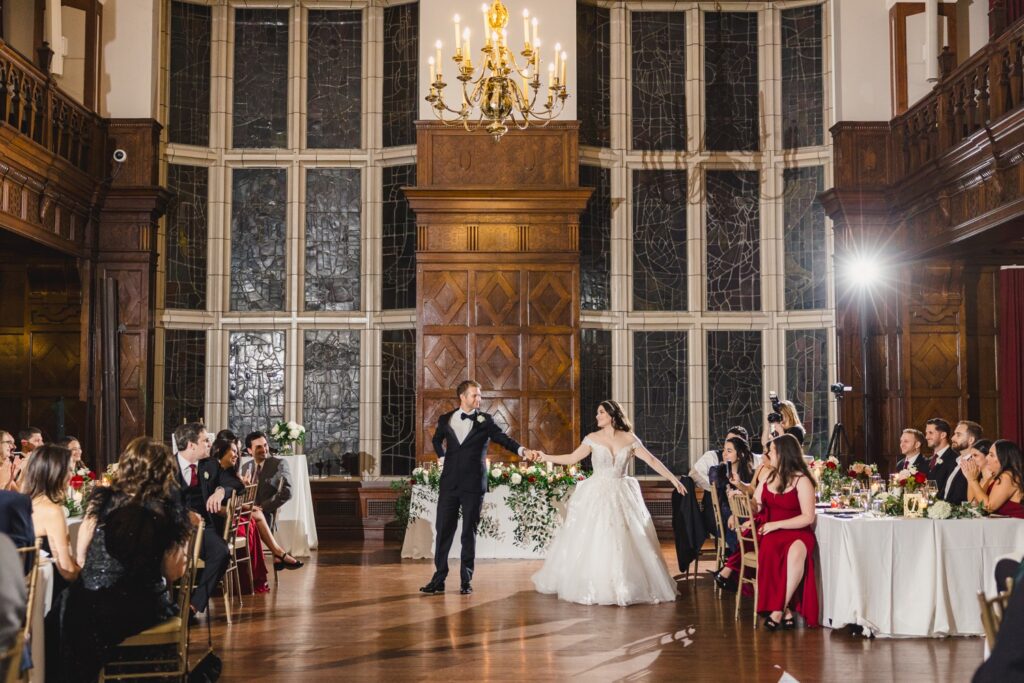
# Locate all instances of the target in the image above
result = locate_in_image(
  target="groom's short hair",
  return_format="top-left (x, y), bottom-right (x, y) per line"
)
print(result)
top-left (456, 380), bottom-right (481, 399)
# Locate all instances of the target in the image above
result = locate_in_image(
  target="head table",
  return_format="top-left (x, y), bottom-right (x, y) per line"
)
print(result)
top-left (816, 513), bottom-right (1024, 638)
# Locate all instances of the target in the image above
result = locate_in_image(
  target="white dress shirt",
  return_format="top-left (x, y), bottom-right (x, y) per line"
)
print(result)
top-left (902, 453), bottom-right (925, 470)
top-left (177, 453), bottom-right (197, 485)
top-left (689, 450), bottom-right (719, 492)
top-left (945, 456), bottom-right (964, 498)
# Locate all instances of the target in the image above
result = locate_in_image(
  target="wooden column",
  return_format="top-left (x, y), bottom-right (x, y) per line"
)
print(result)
top-left (405, 122), bottom-right (591, 463)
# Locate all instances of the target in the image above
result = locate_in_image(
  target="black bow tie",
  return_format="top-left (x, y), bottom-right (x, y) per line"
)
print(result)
top-left (460, 412), bottom-right (475, 421)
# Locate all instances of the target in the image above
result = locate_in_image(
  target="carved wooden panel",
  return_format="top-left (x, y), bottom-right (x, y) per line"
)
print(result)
top-left (526, 335), bottom-right (573, 390)
top-left (527, 396), bottom-right (575, 456)
top-left (423, 335), bottom-right (469, 390)
top-left (528, 271), bottom-right (574, 328)
top-left (475, 271), bottom-right (521, 327)
top-left (475, 335), bottom-right (521, 391)
top-left (421, 271), bottom-right (469, 326)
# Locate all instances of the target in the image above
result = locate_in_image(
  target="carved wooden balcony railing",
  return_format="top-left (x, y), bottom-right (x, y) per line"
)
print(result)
top-left (894, 18), bottom-right (1024, 179)
top-left (0, 41), bottom-right (102, 173)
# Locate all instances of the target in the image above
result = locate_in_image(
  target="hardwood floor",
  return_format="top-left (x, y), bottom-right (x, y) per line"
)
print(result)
top-left (206, 541), bottom-right (982, 682)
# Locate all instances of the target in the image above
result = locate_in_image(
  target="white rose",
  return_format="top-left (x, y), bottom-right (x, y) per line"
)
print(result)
top-left (491, 468), bottom-right (502, 478)
top-left (289, 427), bottom-right (301, 440)
top-left (287, 420), bottom-right (300, 430)
top-left (72, 490), bottom-right (83, 503)
top-left (476, 415), bottom-right (485, 423)
top-left (510, 473), bottom-right (523, 485)
top-left (413, 467), bottom-right (424, 476)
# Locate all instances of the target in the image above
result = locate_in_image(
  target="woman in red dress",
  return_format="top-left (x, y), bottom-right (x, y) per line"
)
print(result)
top-left (754, 433), bottom-right (818, 629)
top-left (964, 439), bottom-right (1024, 518)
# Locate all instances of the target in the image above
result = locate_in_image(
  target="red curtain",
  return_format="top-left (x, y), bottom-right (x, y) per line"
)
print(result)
top-left (993, 1), bottom-right (1024, 33)
top-left (999, 269), bottom-right (1024, 444)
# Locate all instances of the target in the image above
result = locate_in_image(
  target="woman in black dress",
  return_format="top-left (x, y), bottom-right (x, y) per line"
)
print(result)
top-left (60, 437), bottom-right (191, 682)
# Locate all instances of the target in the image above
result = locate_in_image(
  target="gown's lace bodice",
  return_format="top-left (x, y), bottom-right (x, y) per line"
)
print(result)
top-left (584, 436), bottom-right (635, 478)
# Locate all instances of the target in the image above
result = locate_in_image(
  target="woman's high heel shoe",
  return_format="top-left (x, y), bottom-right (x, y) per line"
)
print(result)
top-left (274, 553), bottom-right (304, 571)
top-left (711, 569), bottom-right (737, 593)
top-left (763, 615), bottom-right (781, 631)
top-left (782, 613), bottom-right (796, 630)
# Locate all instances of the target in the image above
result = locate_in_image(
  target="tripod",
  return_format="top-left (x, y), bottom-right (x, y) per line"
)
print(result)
top-left (825, 420), bottom-right (851, 463)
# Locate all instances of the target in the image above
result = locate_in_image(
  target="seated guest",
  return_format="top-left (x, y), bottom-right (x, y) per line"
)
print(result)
top-left (60, 437), bottom-right (191, 682)
top-left (708, 436), bottom-right (756, 555)
top-left (943, 420), bottom-right (984, 505)
top-left (974, 561), bottom-right (1024, 681)
top-left (896, 428), bottom-right (929, 475)
top-left (240, 431), bottom-right (292, 527)
top-left (689, 426), bottom-right (750, 492)
top-left (755, 434), bottom-right (818, 630)
top-left (926, 417), bottom-right (956, 491)
top-left (173, 422), bottom-right (229, 617)
top-left (0, 430), bottom-right (27, 492)
top-left (964, 440), bottom-right (1024, 518)
top-left (0, 534), bottom-right (26, 653)
top-left (0, 489), bottom-right (34, 548)
top-left (17, 427), bottom-right (44, 457)
top-left (58, 436), bottom-right (91, 477)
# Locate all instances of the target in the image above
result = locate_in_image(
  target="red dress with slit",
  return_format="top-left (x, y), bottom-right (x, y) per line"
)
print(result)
top-left (755, 485), bottom-right (819, 626)
top-left (237, 513), bottom-right (269, 594)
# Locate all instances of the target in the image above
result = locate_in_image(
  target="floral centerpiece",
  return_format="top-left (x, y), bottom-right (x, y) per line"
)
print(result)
top-left (65, 470), bottom-right (97, 517)
top-left (810, 456), bottom-right (842, 499)
top-left (894, 466), bottom-right (927, 493)
top-left (270, 420), bottom-right (305, 455)
top-left (846, 461), bottom-right (876, 484)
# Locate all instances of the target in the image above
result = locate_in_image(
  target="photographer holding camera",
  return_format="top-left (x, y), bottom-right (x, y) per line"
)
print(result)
top-left (762, 392), bottom-right (806, 452)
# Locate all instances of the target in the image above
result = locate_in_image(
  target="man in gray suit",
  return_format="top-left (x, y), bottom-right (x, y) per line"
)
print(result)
top-left (241, 431), bottom-right (292, 526)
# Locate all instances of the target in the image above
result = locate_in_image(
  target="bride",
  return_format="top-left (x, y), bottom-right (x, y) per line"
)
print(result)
top-left (531, 400), bottom-right (686, 606)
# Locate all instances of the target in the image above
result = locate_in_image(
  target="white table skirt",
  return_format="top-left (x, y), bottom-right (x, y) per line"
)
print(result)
top-left (29, 561), bottom-right (52, 682)
top-left (401, 484), bottom-right (569, 560)
top-left (242, 454), bottom-right (318, 557)
top-left (816, 514), bottom-right (1024, 637)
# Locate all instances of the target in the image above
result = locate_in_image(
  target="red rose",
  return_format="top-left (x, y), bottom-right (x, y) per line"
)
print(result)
top-left (409, 478), bottom-right (416, 485)
top-left (87, 471), bottom-right (97, 480)
top-left (70, 475), bottom-right (84, 490)
top-left (914, 472), bottom-right (927, 484)
top-left (847, 469), bottom-right (856, 478)
top-left (527, 476), bottom-right (536, 483)
top-left (503, 471), bottom-right (510, 477)
top-left (826, 461), bottom-right (837, 470)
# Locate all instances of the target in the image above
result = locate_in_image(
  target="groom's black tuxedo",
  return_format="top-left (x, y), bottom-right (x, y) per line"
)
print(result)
top-left (430, 409), bottom-right (523, 586)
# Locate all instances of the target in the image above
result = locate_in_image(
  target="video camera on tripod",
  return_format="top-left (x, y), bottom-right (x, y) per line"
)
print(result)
top-left (826, 380), bottom-right (854, 461)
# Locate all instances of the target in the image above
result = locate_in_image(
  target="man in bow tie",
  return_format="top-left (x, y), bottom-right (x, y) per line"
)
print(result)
top-left (420, 380), bottom-right (538, 596)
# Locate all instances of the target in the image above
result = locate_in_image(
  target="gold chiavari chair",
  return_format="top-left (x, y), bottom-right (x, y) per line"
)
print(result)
top-left (218, 492), bottom-right (245, 622)
top-left (99, 521), bottom-right (204, 681)
top-left (706, 484), bottom-right (729, 594)
top-left (2, 540), bottom-right (41, 683)
top-left (729, 491), bottom-right (760, 628)
top-left (230, 488), bottom-right (255, 597)
top-left (978, 577), bottom-right (1015, 652)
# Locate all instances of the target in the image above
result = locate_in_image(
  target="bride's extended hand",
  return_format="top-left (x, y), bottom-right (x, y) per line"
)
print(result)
top-left (673, 479), bottom-right (687, 496)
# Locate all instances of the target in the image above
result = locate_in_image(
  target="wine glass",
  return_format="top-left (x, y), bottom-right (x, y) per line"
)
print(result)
top-left (925, 480), bottom-right (938, 501)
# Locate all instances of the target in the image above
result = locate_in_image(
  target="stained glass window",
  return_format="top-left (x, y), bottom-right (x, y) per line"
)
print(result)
top-left (707, 331), bottom-right (763, 445)
top-left (577, 4), bottom-right (611, 148)
top-left (165, 164), bottom-right (207, 310)
top-left (631, 12), bottom-right (686, 151)
top-left (228, 331), bottom-right (285, 438)
top-left (307, 10), bottom-right (362, 149)
top-left (580, 329), bottom-right (612, 439)
top-left (633, 331), bottom-right (689, 473)
top-left (786, 329), bottom-right (829, 455)
top-left (382, 3), bottom-right (418, 148)
top-left (169, 1), bottom-right (210, 146)
top-left (781, 6), bottom-right (824, 149)
top-left (232, 9), bottom-right (289, 149)
top-left (163, 330), bottom-right (206, 440)
top-left (579, 165), bottom-right (611, 311)
top-left (303, 330), bottom-right (360, 467)
top-left (305, 168), bottom-right (361, 311)
top-left (706, 170), bottom-right (760, 312)
top-left (230, 169), bottom-right (286, 311)
top-left (382, 164), bottom-right (416, 310)
top-left (783, 166), bottom-right (827, 310)
top-left (704, 12), bottom-right (759, 152)
top-left (633, 170), bottom-right (688, 311)
top-left (381, 329), bottom-right (416, 475)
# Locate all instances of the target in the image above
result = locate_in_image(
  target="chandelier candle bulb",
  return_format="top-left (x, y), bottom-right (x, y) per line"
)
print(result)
top-left (523, 10), bottom-right (529, 46)
top-left (454, 15), bottom-right (461, 51)
top-left (547, 61), bottom-right (554, 88)
top-left (428, 56), bottom-right (435, 83)
top-left (532, 18), bottom-right (539, 48)
top-left (482, 4), bottom-right (488, 39)
top-left (463, 29), bottom-right (471, 62)
top-left (435, 40), bottom-right (443, 77)
top-left (560, 51), bottom-right (566, 86)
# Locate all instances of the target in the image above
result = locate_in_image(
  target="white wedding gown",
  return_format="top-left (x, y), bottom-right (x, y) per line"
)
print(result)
top-left (531, 436), bottom-right (679, 606)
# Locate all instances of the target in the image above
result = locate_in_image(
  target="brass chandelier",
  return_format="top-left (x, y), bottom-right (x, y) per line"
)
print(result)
top-left (425, 0), bottom-right (570, 141)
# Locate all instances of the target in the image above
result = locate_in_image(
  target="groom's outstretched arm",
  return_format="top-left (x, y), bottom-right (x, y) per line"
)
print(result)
top-left (432, 415), bottom-right (448, 459)
top-left (484, 417), bottom-right (525, 457)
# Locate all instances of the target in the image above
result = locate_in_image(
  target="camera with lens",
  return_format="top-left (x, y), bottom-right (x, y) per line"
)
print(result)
top-left (830, 382), bottom-right (852, 398)
top-left (767, 390), bottom-right (783, 424)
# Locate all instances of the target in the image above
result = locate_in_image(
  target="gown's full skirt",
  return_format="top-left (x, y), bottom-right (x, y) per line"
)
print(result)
top-left (531, 474), bottom-right (679, 606)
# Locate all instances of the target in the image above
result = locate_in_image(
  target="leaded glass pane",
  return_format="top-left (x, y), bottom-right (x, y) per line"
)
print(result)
top-left (631, 12), bottom-right (686, 151)
top-left (783, 166), bottom-right (827, 310)
top-left (707, 330), bottom-right (763, 445)
top-left (706, 170), bottom-right (760, 312)
top-left (579, 165), bottom-right (611, 311)
top-left (781, 6), bottom-right (824, 149)
top-left (381, 329), bottom-right (416, 475)
top-left (382, 164), bottom-right (416, 310)
top-left (383, 3), bottom-right (418, 148)
top-left (577, 4), bottom-right (611, 148)
top-left (164, 330), bottom-right (205, 439)
top-left (786, 329), bottom-right (829, 456)
top-left (303, 330), bottom-right (360, 467)
top-left (580, 329), bottom-right (612, 439)
top-left (165, 164), bottom-right (207, 310)
top-left (704, 12), bottom-right (758, 152)
top-left (169, 1), bottom-right (210, 146)
top-left (633, 331), bottom-right (689, 474)
top-left (633, 170), bottom-right (687, 311)
top-left (307, 10), bottom-right (362, 149)
top-left (228, 331), bottom-right (285, 438)
top-left (230, 169), bottom-right (286, 311)
top-left (232, 9), bottom-right (288, 149)
top-left (305, 168), bottom-right (361, 311)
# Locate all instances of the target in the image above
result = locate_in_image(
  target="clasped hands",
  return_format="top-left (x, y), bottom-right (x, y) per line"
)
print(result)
top-left (522, 449), bottom-right (546, 463)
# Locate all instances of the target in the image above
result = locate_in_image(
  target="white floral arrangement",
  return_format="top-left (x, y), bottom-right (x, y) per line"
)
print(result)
top-left (270, 420), bottom-right (305, 454)
top-left (927, 500), bottom-right (952, 520)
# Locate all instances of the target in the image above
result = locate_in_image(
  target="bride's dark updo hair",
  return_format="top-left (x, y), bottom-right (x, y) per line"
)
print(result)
top-left (599, 400), bottom-right (633, 433)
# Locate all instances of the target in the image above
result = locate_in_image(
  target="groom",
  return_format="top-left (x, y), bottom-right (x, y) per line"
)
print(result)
top-left (420, 380), bottom-right (535, 595)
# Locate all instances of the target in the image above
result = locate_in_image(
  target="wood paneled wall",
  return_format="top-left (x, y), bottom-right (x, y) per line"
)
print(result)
top-left (406, 122), bottom-right (591, 463)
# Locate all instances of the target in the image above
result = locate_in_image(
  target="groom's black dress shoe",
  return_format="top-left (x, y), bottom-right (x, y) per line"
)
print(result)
top-left (419, 582), bottom-right (445, 594)
top-left (460, 583), bottom-right (473, 595)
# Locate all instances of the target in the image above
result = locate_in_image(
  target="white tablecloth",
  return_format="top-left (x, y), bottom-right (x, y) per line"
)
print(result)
top-left (242, 454), bottom-right (318, 557)
top-left (28, 561), bottom-right (52, 683)
top-left (816, 514), bottom-right (1024, 637)
top-left (401, 484), bottom-right (569, 560)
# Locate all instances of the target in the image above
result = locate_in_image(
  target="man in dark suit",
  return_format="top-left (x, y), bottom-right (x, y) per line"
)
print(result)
top-left (0, 490), bottom-right (35, 548)
top-left (943, 420), bottom-right (984, 505)
top-left (420, 380), bottom-right (536, 595)
top-left (240, 431), bottom-right (292, 526)
top-left (925, 418), bottom-right (957, 494)
top-left (173, 422), bottom-right (229, 615)
top-left (895, 428), bottom-right (929, 475)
